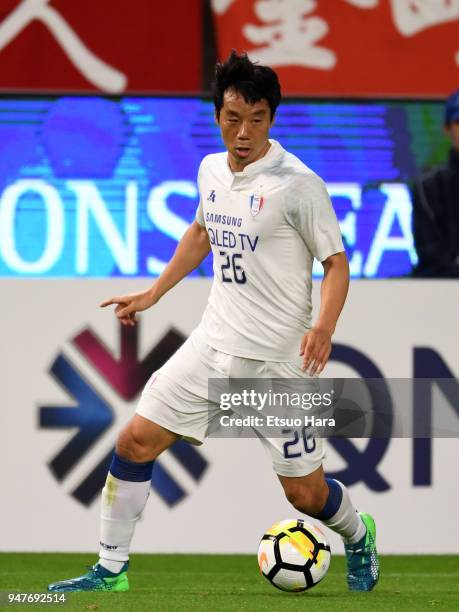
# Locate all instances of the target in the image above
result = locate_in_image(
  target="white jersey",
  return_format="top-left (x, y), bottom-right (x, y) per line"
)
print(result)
top-left (193, 139), bottom-right (344, 362)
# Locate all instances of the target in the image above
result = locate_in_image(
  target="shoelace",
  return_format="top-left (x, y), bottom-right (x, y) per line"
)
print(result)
top-left (85, 565), bottom-right (106, 579)
top-left (81, 565), bottom-right (110, 588)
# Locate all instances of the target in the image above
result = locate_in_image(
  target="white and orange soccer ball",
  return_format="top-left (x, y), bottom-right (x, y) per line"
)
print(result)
top-left (258, 519), bottom-right (331, 592)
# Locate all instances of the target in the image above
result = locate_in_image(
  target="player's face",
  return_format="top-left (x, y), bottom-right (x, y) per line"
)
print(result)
top-left (445, 120), bottom-right (459, 152)
top-left (217, 90), bottom-right (273, 172)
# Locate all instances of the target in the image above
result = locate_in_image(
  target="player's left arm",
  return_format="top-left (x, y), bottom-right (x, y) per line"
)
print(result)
top-left (300, 251), bottom-right (349, 375)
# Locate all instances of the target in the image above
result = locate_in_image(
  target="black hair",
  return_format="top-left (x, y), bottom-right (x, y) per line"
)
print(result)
top-left (213, 50), bottom-right (282, 120)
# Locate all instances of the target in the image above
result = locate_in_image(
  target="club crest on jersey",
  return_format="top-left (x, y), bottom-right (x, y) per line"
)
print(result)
top-left (207, 190), bottom-right (216, 202)
top-left (249, 194), bottom-right (264, 216)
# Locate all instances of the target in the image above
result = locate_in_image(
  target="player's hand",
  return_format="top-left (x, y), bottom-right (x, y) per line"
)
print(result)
top-left (299, 327), bottom-right (332, 376)
top-left (100, 289), bottom-right (156, 326)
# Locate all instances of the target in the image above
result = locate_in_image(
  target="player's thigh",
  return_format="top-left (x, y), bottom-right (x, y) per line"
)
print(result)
top-left (117, 414), bottom-right (179, 462)
top-left (136, 336), bottom-right (223, 444)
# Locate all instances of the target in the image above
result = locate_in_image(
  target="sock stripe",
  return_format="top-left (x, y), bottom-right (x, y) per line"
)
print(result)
top-left (109, 453), bottom-right (154, 482)
top-left (311, 478), bottom-right (343, 521)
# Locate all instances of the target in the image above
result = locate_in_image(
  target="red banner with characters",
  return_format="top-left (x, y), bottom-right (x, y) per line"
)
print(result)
top-left (0, 0), bottom-right (202, 93)
top-left (212, 0), bottom-right (459, 96)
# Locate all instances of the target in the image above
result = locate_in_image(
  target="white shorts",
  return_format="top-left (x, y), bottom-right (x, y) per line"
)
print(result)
top-left (136, 332), bottom-right (325, 477)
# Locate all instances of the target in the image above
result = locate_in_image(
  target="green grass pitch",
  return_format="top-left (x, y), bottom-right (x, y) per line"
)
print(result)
top-left (0, 554), bottom-right (458, 611)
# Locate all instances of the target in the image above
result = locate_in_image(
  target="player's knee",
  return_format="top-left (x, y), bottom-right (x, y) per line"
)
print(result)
top-left (116, 424), bottom-right (157, 463)
top-left (284, 483), bottom-right (328, 516)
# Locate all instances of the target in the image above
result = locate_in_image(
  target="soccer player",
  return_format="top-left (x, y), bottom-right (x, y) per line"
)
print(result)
top-left (48, 52), bottom-right (379, 593)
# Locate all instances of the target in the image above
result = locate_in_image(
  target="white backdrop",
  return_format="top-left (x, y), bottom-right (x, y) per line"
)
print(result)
top-left (2, 279), bottom-right (459, 554)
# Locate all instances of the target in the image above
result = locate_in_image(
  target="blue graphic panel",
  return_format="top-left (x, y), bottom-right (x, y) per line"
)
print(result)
top-left (0, 96), bottom-right (448, 278)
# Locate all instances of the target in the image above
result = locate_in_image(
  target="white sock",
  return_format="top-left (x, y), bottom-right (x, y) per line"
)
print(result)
top-left (321, 481), bottom-right (366, 544)
top-left (98, 473), bottom-right (151, 572)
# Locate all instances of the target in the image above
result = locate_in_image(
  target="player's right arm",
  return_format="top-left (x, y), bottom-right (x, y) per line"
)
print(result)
top-left (100, 220), bottom-right (210, 326)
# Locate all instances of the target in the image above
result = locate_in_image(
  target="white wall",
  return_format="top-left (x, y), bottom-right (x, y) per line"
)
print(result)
top-left (2, 279), bottom-right (459, 554)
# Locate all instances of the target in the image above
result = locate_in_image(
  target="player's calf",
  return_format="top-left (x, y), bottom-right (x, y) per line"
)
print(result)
top-left (281, 479), bottom-right (329, 516)
top-left (98, 417), bottom-right (178, 574)
top-left (48, 417), bottom-right (178, 591)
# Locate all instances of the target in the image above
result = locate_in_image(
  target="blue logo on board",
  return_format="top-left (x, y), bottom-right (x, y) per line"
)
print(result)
top-left (39, 325), bottom-right (208, 507)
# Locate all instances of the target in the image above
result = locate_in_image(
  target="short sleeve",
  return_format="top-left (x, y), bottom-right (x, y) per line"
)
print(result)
top-left (195, 160), bottom-right (206, 227)
top-left (285, 173), bottom-right (344, 262)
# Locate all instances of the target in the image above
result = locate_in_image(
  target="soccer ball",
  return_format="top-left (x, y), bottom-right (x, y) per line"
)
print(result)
top-left (258, 518), bottom-right (331, 592)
